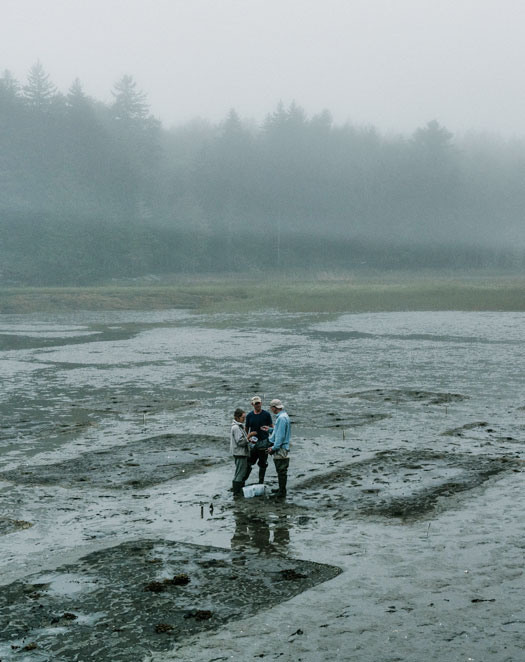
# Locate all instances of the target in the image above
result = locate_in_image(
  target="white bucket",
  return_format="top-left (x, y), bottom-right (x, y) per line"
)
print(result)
top-left (242, 484), bottom-right (266, 498)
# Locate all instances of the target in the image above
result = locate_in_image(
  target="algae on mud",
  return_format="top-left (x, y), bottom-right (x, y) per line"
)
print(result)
top-left (293, 450), bottom-right (518, 520)
top-left (0, 539), bottom-right (341, 662)
top-left (0, 519), bottom-right (32, 536)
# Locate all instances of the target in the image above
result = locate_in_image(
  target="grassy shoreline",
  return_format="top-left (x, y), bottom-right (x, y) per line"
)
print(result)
top-left (1, 274), bottom-right (524, 314)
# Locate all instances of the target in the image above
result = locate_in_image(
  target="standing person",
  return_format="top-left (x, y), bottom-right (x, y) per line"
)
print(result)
top-left (263, 398), bottom-right (291, 499)
top-left (230, 408), bottom-right (256, 497)
top-left (245, 396), bottom-right (273, 485)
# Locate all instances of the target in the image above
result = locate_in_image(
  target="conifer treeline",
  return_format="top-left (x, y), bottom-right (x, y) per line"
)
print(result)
top-left (1, 63), bottom-right (524, 284)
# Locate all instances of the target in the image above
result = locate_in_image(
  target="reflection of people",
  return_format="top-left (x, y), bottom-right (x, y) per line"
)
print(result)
top-left (245, 396), bottom-right (273, 484)
top-left (230, 408), bottom-right (256, 497)
top-left (273, 513), bottom-right (291, 547)
top-left (263, 398), bottom-right (291, 499)
top-left (231, 507), bottom-right (290, 552)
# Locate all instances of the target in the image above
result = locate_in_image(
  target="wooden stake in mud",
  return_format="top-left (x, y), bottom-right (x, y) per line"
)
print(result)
top-left (200, 504), bottom-right (204, 518)
top-left (143, 413), bottom-right (146, 425)
top-left (342, 429), bottom-right (346, 440)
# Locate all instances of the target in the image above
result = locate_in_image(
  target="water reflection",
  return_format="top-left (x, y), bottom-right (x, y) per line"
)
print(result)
top-left (231, 508), bottom-right (290, 553)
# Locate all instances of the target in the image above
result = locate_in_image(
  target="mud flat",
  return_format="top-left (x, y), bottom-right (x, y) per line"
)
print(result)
top-left (1, 308), bottom-right (524, 661)
top-left (344, 389), bottom-right (467, 406)
top-left (0, 539), bottom-right (340, 661)
top-left (293, 450), bottom-right (518, 520)
top-left (0, 434), bottom-right (227, 489)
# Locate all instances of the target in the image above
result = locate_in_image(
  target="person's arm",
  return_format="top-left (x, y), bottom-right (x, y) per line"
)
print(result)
top-left (268, 416), bottom-right (284, 452)
top-left (233, 425), bottom-right (249, 451)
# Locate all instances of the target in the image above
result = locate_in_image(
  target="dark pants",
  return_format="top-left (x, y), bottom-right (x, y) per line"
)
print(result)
top-left (249, 448), bottom-right (268, 470)
top-left (273, 457), bottom-right (289, 496)
top-left (274, 457), bottom-right (289, 479)
top-left (249, 447), bottom-right (269, 483)
top-left (233, 456), bottom-right (249, 483)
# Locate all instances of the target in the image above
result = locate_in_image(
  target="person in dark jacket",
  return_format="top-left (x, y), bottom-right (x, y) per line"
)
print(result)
top-left (245, 396), bottom-right (273, 485)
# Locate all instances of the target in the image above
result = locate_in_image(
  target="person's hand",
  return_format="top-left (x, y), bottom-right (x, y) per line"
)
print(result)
top-left (248, 431), bottom-right (257, 438)
top-left (266, 446), bottom-right (274, 455)
top-left (260, 426), bottom-right (269, 432)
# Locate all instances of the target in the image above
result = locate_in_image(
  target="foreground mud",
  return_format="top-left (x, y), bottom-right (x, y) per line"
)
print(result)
top-left (0, 309), bottom-right (524, 661)
top-left (0, 539), bottom-right (340, 660)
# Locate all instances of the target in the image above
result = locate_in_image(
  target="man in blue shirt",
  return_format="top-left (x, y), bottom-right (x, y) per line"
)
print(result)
top-left (263, 398), bottom-right (291, 499)
top-left (245, 396), bottom-right (273, 485)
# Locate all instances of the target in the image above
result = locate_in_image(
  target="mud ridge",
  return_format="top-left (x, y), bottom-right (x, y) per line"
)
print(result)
top-left (0, 434), bottom-right (227, 489)
top-left (294, 449), bottom-right (517, 520)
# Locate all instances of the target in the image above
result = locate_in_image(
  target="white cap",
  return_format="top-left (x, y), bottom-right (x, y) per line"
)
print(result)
top-left (269, 398), bottom-right (283, 409)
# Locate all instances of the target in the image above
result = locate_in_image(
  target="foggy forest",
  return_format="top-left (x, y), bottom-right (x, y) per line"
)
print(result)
top-left (1, 63), bottom-right (525, 286)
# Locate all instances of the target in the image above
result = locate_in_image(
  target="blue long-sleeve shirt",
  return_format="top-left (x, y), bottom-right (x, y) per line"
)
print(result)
top-left (268, 410), bottom-right (291, 452)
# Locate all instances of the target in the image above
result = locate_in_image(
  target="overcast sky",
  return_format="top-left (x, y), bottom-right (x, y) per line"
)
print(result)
top-left (2, 0), bottom-right (525, 136)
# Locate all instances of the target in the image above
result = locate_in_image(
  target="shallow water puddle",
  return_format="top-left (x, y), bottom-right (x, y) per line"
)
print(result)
top-left (0, 538), bottom-right (341, 661)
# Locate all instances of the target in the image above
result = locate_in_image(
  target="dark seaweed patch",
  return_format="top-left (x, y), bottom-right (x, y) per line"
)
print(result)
top-left (0, 539), bottom-right (341, 661)
top-left (0, 518), bottom-right (33, 536)
top-left (294, 450), bottom-right (516, 520)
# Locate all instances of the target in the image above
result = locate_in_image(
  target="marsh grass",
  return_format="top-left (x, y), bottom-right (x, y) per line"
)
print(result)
top-left (1, 274), bottom-right (524, 314)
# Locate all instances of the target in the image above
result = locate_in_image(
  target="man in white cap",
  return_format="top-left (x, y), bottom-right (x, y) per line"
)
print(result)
top-left (245, 396), bottom-right (273, 485)
top-left (262, 398), bottom-right (291, 498)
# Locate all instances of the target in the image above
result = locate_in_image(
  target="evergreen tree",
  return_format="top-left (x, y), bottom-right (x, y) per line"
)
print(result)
top-left (66, 78), bottom-right (91, 110)
top-left (23, 61), bottom-right (58, 108)
top-left (111, 75), bottom-right (149, 122)
top-left (0, 69), bottom-right (21, 106)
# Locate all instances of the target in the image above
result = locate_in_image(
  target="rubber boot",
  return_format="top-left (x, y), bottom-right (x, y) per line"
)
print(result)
top-left (271, 474), bottom-right (287, 498)
top-left (232, 481), bottom-right (243, 498)
top-left (258, 467), bottom-right (266, 484)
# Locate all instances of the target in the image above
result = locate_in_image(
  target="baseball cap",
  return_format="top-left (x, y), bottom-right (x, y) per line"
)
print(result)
top-left (269, 398), bottom-right (283, 409)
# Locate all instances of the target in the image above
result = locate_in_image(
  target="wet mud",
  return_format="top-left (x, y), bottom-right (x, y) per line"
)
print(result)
top-left (345, 388), bottom-right (467, 406)
top-left (302, 411), bottom-right (390, 429)
top-left (0, 434), bottom-right (226, 489)
top-left (294, 450), bottom-right (518, 520)
top-left (1, 309), bottom-right (524, 662)
top-left (0, 539), bottom-right (340, 661)
top-left (0, 519), bottom-right (32, 536)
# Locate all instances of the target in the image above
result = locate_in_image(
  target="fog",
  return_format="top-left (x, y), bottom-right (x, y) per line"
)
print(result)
top-left (3, 0), bottom-right (525, 136)
top-left (1, 0), bottom-right (525, 284)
